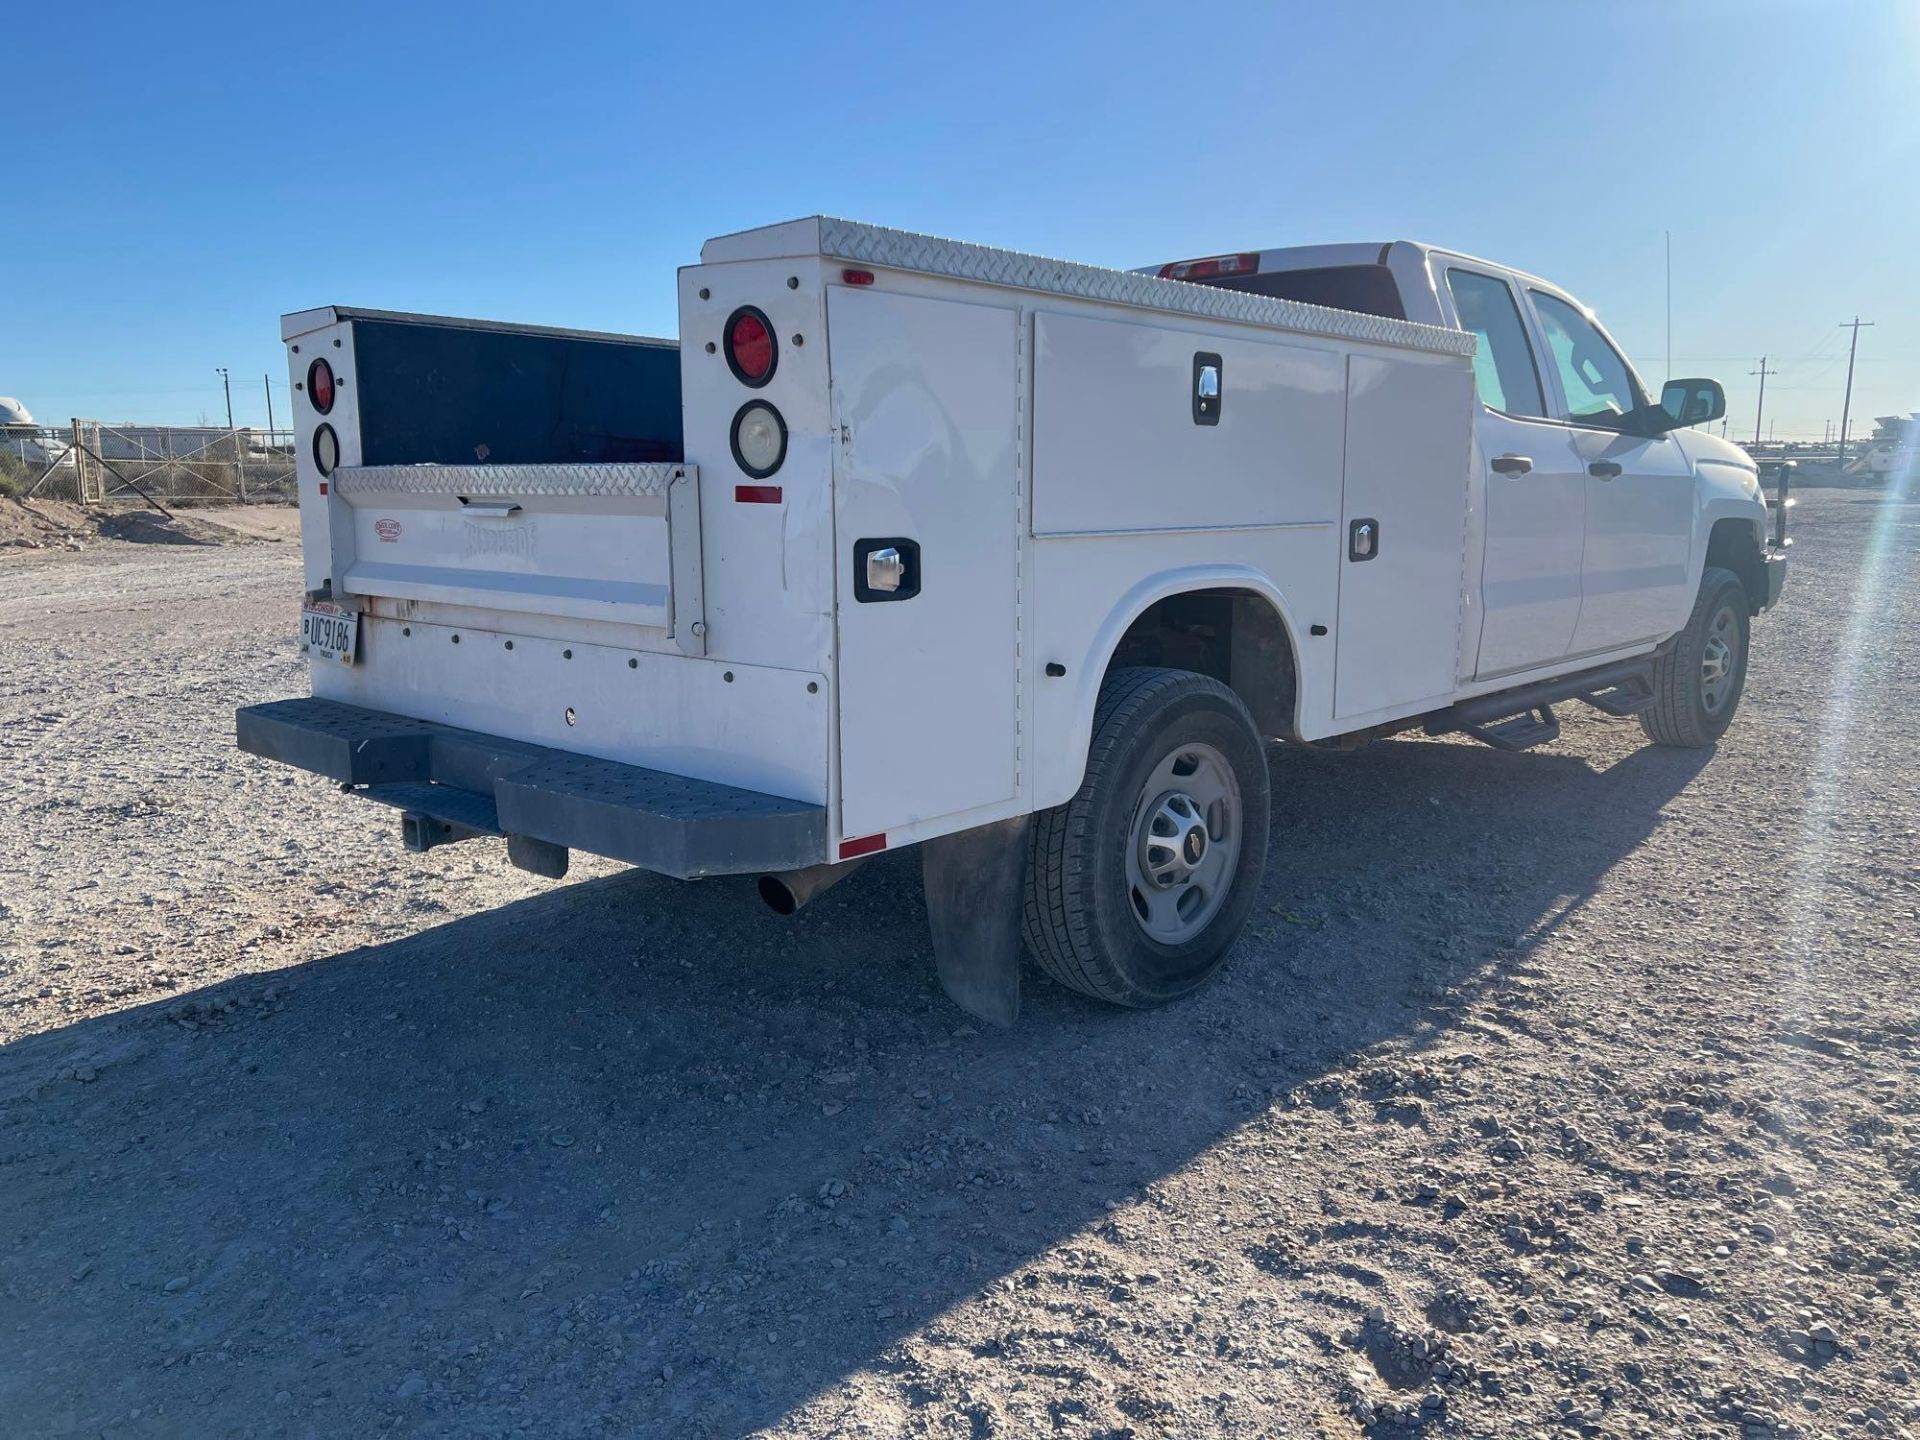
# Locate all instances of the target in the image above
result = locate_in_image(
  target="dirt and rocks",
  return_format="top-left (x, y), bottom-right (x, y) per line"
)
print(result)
top-left (0, 496), bottom-right (95, 550)
top-left (0, 496), bottom-right (298, 552)
top-left (1, 489), bottom-right (1915, 1439)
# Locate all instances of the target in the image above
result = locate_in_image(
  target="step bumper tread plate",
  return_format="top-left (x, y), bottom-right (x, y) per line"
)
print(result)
top-left (237, 697), bottom-right (826, 878)
top-left (359, 781), bottom-right (504, 836)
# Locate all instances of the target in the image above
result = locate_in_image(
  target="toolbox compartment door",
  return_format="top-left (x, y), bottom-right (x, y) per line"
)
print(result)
top-left (828, 287), bottom-right (1021, 839)
top-left (1332, 351), bottom-right (1475, 718)
top-left (329, 462), bottom-right (705, 654)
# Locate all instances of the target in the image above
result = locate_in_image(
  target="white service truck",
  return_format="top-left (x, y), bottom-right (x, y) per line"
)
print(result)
top-left (239, 218), bottom-right (1788, 1024)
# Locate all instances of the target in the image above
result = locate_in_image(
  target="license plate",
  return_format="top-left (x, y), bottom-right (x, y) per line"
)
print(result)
top-left (301, 602), bottom-right (358, 665)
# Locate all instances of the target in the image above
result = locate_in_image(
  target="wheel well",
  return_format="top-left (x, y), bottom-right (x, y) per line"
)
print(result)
top-left (1706, 519), bottom-right (1765, 614)
top-left (1106, 589), bottom-right (1299, 738)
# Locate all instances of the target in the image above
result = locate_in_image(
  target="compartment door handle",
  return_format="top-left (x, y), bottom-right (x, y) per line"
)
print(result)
top-left (866, 547), bottom-right (904, 592)
top-left (854, 537), bottom-right (921, 602)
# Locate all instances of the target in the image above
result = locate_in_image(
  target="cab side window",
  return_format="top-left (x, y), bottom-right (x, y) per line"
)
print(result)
top-left (1445, 270), bottom-right (1544, 418)
top-left (1530, 291), bottom-right (1641, 423)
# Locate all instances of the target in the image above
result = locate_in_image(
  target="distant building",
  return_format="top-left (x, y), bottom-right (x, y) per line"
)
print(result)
top-left (1863, 414), bottom-right (1918, 478)
top-left (79, 425), bottom-right (250, 461)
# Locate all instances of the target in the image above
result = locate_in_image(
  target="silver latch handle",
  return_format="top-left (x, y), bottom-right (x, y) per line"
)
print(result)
top-left (865, 546), bottom-right (904, 593)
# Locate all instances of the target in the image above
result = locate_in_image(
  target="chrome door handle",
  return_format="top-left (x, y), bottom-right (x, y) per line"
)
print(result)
top-left (1192, 352), bottom-right (1223, 426)
top-left (1588, 461), bottom-right (1623, 479)
top-left (855, 537), bottom-right (919, 602)
top-left (865, 546), bottom-right (904, 592)
top-left (1490, 454), bottom-right (1533, 476)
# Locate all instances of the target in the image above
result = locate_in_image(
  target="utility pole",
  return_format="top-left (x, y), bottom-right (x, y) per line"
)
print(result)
top-left (216, 367), bottom-right (233, 429)
top-left (1835, 316), bottom-right (1874, 474)
top-left (1750, 357), bottom-right (1778, 446)
top-left (1664, 230), bottom-right (1672, 381)
top-left (263, 374), bottom-right (275, 438)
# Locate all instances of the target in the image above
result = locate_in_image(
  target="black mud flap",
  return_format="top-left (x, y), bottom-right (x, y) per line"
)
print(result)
top-left (920, 815), bottom-right (1031, 1028)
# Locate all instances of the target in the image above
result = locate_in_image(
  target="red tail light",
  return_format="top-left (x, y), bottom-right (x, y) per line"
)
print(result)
top-left (725, 307), bottom-right (776, 387)
top-left (1158, 252), bottom-right (1261, 282)
top-left (307, 358), bottom-right (336, 414)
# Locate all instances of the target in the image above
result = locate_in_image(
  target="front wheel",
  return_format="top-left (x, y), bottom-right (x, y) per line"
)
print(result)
top-left (1640, 565), bottom-right (1750, 748)
top-left (1023, 668), bottom-right (1271, 1007)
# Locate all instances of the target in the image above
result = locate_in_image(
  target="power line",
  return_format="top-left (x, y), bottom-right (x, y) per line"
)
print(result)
top-left (1835, 317), bottom-right (1875, 473)
top-left (1749, 357), bottom-right (1779, 445)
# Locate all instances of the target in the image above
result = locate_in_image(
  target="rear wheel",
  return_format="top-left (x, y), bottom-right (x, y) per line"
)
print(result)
top-left (1023, 668), bottom-right (1270, 1007)
top-left (1640, 565), bottom-right (1750, 748)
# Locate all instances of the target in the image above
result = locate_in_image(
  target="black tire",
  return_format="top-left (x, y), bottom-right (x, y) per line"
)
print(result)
top-left (1023, 667), bottom-right (1271, 1007)
top-left (1640, 565), bottom-right (1750, 748)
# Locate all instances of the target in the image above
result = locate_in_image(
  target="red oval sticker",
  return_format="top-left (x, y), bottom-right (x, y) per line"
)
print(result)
top-left (374, 518), bottom-right (402, 542)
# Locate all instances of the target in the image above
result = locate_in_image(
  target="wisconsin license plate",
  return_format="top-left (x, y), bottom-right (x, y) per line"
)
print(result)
top-left (301, 602), bottom-right (358, 665)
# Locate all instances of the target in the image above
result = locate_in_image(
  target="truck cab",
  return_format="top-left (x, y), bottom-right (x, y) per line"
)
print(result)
top-left (1146, 242), bottom-right (1784, 681)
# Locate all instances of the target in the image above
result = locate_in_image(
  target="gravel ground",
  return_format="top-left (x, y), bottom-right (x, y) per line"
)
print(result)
top-left (1, 490), bottom-right (1915, 1439)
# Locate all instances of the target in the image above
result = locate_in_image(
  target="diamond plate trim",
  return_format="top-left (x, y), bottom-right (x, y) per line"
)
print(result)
top-left (332, 463), bottom-right (689, 499)
top-left (815, 219), bottom-right (1476, 358)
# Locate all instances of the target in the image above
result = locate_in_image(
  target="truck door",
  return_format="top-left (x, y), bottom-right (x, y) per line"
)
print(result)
top-left (1440, 266), bottom-right (1587, 679)
top-left (1525, 288), bottom-right (1694, 655)
top-left (827, 286), bottom-right (1021, 842)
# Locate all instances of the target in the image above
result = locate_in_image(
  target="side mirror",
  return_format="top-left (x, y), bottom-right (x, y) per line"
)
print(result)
top-left (1658, 377), bottom-right (1726, 430)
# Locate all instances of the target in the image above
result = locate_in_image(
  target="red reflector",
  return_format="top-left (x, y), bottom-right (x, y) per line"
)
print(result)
top-left (841, 269), bottom-right (875, 286)
top-left (725, 307), bottom-right (775, 385)
top-left (318, 481), bottom-right (328, 495)
top-left (735, 484), bottom-right (782, 504)
top-left (307, 358), bottom-right (336, 414)
top-left (839, 833), bottom-right (886, 859)
top-left (1158, 252), bottom-right (1261, 282)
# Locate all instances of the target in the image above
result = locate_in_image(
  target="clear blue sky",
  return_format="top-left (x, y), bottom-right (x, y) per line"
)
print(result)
top-left (6, 0), bottom-right (1915, 441)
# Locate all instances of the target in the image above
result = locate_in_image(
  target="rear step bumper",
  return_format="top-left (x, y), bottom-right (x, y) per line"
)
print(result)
top-left (236, 697), bottom-right (826, 879)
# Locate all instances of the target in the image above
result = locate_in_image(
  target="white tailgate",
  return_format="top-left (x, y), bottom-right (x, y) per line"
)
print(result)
top-left (829, 287), bottom-right (1021, 840)
top-left (330, 463), bottom-right (704, 652)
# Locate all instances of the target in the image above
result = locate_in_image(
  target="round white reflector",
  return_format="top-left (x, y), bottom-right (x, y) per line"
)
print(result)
top-left (731, 401), bottom-right (786, 478)
top-left (312, 423), bottom-right (339, 476)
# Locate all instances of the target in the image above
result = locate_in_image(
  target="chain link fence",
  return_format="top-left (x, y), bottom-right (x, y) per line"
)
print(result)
top-left (1, 422), bottom-right (297, 508)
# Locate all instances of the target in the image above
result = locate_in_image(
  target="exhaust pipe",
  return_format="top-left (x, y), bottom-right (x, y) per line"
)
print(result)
top-left (758, 857), bottom-right (872, 915)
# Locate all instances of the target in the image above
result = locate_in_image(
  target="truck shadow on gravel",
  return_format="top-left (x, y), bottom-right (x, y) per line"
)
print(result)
top-left (1, 727), bottom-right (1709, 1436)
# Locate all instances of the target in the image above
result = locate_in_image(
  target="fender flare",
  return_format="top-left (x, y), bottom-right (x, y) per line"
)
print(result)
top-left (1695, 495), bottom-right (1770, 611)
top-left (1691, 464), bottom-right (1767, 587)
top-left (1053, 564), bottom-right (1304, 803)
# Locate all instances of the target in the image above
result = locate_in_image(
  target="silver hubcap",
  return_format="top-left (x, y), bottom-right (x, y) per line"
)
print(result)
top-left (1126, 742), bottom-right (1240, 945)
top-left (1700, 605), bottom-right (1740, 714)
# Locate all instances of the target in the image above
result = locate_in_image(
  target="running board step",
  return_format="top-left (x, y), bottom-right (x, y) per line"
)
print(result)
top-left (1579, 675), bottom-right (1657, 717)
top-left (1460, 705), bottom-right (1561, 752)
top-left (1424, 657), bottom-right (1655, 751)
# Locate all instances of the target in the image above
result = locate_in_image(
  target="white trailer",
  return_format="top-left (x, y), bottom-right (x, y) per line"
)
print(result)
top-left (240, 218), bottom-right (1786, 1023)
